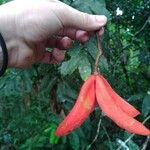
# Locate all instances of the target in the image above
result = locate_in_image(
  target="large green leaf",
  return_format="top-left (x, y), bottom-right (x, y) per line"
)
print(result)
top-left (72, 0), bottom-right (110, 18)
top-left (99, 56), bottom-right (109, 72)
top-left (78, 56), bottom-right (91, 81)
top-left (86, 37), bottom-right (98, 59)
top-left (60, 58), bottom-right (79, 76)
top-left (60, 50), bottom-right (81, 76)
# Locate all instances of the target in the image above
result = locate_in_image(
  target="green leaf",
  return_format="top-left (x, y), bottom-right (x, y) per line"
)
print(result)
top-left (60, 58), bottom-right (78, 76)
top-left (89, 0), bottom-right (110, 19)
top-left (60, 50), bottom-right (81, 76)
top-left (72, 0), bottom-right (110, 19)
top-left (142, 95), bottom-right (150, 117)
top-left (44, 127), bottom-right (51, 134)
top-left (86, 37), bottom-right (98, 59)
top-left (78, 57), bottom-right (91, 81)
top-left (44, 123), bottom-right (57, 133)
top-left (128, 94), bottom-right (143, 102)
top-left (49, 129), bottom-right (60, 144)
top-left (99, 56), bottom-right (109, 72)
top-left (69, 132), bottom-right (80, 150)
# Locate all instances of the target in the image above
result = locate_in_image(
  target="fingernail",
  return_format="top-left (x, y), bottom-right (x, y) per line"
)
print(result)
top-left (76, 31), bottom-right (89, 42)
top-left (81, 32), bottom-right (89, 42)
top-left (96, 15), bottom-right (107, 25)
top-left (62, 37), bottom-right (72, 49)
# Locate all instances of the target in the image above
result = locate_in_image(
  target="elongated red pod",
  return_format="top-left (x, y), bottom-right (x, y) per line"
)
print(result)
top-left (96, 75), bottom-right (150, 136)
top-left (100, 75), bottom-right (140, 117)
top-left (56, 75), bottom-right (96, 136)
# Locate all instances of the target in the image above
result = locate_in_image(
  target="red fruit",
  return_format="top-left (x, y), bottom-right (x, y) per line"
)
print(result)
top-left (56, 75), bottom-right (96, 136)
top-left (96, 75), bottom-right (150, 136)
top-left (100, 75), bottom-right (140, 117)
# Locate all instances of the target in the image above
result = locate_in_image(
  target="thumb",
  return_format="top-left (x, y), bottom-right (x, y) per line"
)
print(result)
top-left (58, 3), bottom-right (107, 31)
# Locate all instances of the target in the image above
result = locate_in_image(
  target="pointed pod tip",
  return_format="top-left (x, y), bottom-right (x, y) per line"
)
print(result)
top-left (55, 128), bottom-right (64, 137)
top-left (55, 127), bottom-right (70, 137)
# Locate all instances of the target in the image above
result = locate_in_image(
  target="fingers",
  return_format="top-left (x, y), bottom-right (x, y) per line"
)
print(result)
top-left (76, 30), bottom-right (89, 42)
top-left (46, 28), bottom-right (104, 49)
top-left (58, 28), bottom-right (90, 42)
top-left (41, 48), bottom-right (65, 64)
top-left (97, 27), bottom-right (105, 36)
top-left (57, 2), bottom-right (107, 31)
top-left (45, 37), bottom-right (72, 49)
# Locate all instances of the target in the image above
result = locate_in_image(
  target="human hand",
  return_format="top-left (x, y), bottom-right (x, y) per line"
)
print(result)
top-left (0, 0), bottom-right (107, 68)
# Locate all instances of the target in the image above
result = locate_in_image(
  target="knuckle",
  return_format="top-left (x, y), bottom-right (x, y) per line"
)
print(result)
top-left (82, 13), bottom-right (89, 27)
top-left (22, 50), bottom-right (34, 66)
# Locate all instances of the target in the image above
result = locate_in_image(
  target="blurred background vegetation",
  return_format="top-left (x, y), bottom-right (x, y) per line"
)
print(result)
top-left (0, 0), bottom-right (150, 149)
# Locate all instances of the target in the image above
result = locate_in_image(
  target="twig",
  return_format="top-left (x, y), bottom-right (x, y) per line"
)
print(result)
top-left (94, 29), bottom-right (104, 74)
top-left (102, 124), bottom-right (113, 150)
top-left (134, 17), bottom-right (149, 36)
top-left (140, 136), bottom-right (150, 150)
top-left (116, 115), bottom-right (150, 150)
top-left (117, 134), bottom-right (134, 150)
top-left (87, 116), bottom-right (102, 149)
top-left (122, 15), bottom-right (149, 50)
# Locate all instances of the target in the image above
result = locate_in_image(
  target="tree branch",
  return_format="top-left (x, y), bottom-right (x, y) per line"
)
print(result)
top-left (123, 15), bottom-right (150, 50)
top-left (102, 124), bottom-right (113, 150)
top-left (87, 115), bottom-right (102, 149)
top-left (134, 17), bottom-right (149, 37)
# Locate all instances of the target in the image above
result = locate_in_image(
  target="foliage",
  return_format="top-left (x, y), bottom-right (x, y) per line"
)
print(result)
top-left (0, 0), bottom-right (150, 149)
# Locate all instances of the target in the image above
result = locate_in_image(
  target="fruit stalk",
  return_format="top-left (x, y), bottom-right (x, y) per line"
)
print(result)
top-left (94, 28), bottom-right (104, 74)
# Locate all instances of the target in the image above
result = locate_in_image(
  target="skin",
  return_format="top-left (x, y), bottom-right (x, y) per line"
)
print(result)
top-left (0, 0), bottom-right (107, 68)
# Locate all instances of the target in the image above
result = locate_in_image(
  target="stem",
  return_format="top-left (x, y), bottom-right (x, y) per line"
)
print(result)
top-left (102, 124), bottom-right (113, 150)
top-left (94, 32), bottom-right (103, 74)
